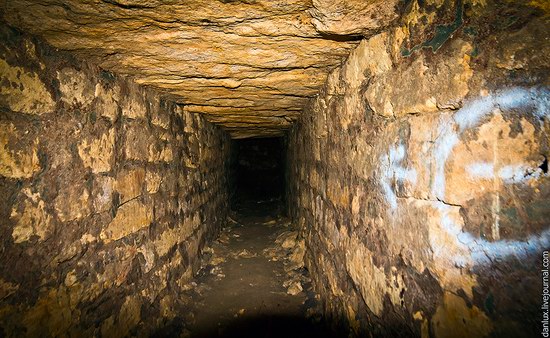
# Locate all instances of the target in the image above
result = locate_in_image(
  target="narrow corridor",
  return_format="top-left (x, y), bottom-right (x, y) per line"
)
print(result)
top-left (1, 2), bottom-right (549, 337)
top-left (186, 201), bottom-right (326, 338)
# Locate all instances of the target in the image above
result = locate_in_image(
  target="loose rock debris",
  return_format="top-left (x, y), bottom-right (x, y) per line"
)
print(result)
top-left (181, 211), bottom-right (324, 337)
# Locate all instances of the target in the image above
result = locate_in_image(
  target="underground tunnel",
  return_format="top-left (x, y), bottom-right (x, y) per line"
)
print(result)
top-left (230, 137), bottom-right (286, 213)
top-left (0, 1), bottom-right (549, 337)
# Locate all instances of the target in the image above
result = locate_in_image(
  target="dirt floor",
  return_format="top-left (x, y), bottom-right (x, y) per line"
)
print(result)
top-left (180, 199), bottom-right (335, 338)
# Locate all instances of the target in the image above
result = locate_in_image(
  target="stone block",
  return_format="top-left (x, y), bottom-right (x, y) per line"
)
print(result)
top-left (0, 58), bottom-right (55, 115)
top-left (77, 128), bottom-right (115, 173)
top-left (57, 67), bottom-right (95, 107)
top-left (54, 185), bottom-right (91, 222)
top-left (0, 123), bottom-right (40, 178)
top-left (153, 219), bottom-right (195, 257)
top-left (121, 85), bottom-right (146, 119)
top-left (100, 200), bottom-right (152, 243)
top-left (92, 176), bottom-right (115, 212)
top-left (123, 123), bottom-right (149, 161)
top-left (147, 143), bottom-right (173, 163)
top-left (116, 168), bottom-right (145, 203)
top-left (94, 83), bottom-right (121, 121)
top-left (10, 188), bottom-right (53, 243)
top-left (145, 169), bottom-right (162, 194)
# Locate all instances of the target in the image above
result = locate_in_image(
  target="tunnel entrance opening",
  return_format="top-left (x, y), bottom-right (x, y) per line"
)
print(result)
top-left (230, 137), bottom-right (286, 217)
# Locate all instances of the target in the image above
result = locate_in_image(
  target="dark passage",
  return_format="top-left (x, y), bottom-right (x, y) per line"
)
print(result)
top-left (230, 137), bottom-right (286, 214)
top-left (181, 137), bottom-right (340, 338)
top-left (2, 2), bottom-right (548, 337)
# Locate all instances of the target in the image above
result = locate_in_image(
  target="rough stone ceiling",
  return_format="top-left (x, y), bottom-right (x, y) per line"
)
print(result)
top-left (1, 0), bottom-right (400, 138)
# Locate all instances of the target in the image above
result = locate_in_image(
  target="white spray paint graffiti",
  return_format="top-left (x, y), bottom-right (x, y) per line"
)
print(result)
top-left (436, 203), bottom-right (550, 265)
top-left (466, 162), bottom-right (543, 184)
top-left (466, 159), bottom-right (543, 240)
top-left (378, 87), bottom-right (550, 265)
top-left (380, 143), bottom-right (417, 210)
top-left (433, 86), bottom-right (550, 198)
top-left (432, 86), bottom-right (550, 265)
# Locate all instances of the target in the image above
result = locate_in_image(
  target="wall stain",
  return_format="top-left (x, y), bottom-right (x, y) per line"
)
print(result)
top-left (401, 0), bottom-right (464, 57)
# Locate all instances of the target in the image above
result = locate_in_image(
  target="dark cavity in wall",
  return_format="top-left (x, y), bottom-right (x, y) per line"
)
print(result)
top-left (230, 137), bottom-right (286, 215)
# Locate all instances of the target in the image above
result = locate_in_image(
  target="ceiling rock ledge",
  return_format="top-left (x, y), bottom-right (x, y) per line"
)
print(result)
top-left (1, 0), bottom-right (401, 138)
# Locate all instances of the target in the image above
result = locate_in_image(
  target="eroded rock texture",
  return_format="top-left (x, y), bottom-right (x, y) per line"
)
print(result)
top-left (0, 0), bottom-right (404, 138)
top-left (1, 0), bottom-right (549, 336)
top-left (288, 1), bottom-right (550, 337)
top-left (0, 26), bottom-right (230, 336)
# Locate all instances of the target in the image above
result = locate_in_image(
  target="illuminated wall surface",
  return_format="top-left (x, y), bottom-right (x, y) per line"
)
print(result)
top-left (0, 0), bottom-right (549, 337)
top-left (286, 2), bottom-right (550, 337)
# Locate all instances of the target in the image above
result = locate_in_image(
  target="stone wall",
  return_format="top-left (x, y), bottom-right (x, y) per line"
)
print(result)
top-left (287, 1), bottom-right (550, 337)
top-left (0, 25), bottom-right (230, 336)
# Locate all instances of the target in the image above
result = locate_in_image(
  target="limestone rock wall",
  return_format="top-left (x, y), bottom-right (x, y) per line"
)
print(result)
top-left (287, 1), bottom-right (550, 337)
top-left (0, 25), bottom-right (230, 336)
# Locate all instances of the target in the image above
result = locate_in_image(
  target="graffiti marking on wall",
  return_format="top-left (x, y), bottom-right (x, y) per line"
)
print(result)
top-left (433, 86), bottom-right (550, 264)
top-left (378, 87), bottom-right (549, 263)
top-left (380, 143), bottom-right (417, 210)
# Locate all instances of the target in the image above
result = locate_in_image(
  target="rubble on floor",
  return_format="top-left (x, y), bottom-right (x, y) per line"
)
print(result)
top-left (180, 212), bottom-right (324, 336)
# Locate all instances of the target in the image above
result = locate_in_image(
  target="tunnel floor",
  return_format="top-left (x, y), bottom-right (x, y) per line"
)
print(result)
top-left (177, 201), bottom-right (333, 338)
